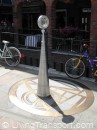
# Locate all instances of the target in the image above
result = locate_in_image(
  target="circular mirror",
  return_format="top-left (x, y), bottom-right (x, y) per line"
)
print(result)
top-left (37, 15), bottom-right (49, 29)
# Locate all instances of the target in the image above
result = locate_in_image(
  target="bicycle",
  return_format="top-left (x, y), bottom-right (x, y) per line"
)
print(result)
top-left (0, 40), bottom-right (21, 66)
top-left (65, 43), bottom-right (97, 78)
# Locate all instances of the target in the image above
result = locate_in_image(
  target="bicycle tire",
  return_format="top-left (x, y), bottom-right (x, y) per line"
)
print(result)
top-left (65, 58), bottom-right (85, 79)
top-left (5, 47), bottom-right (21, 66)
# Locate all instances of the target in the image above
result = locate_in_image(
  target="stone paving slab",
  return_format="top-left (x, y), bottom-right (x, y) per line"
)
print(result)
top-left (0, 65), bottom-right (11, 77)
top-left (0, 64), bottom-right (97, 130)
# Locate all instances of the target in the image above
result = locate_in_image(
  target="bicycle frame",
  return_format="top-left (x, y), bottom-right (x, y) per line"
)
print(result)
top-left (82, 51), bottom-right (97, 71)
top-left (0, 44), bottom-right (12, 59)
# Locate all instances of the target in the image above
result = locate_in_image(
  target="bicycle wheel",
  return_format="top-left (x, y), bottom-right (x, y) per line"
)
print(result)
top-left (65, 58), bottom-right (85, 78)
top-left (5, 47), bottom-right (21, 66)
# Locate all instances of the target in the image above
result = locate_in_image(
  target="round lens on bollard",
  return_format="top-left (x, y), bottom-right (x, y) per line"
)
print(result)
top-left (37, 15), bottom-right (49, 29)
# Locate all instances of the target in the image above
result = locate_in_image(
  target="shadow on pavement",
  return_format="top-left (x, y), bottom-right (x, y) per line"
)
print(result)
top-left (40, 95), bottom-right (75, 124)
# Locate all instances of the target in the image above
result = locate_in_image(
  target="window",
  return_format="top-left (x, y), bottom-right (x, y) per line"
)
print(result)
top-left (1, 0), bottom-right (12, 4)
top-left (56, 9), bottom-right (67, 28)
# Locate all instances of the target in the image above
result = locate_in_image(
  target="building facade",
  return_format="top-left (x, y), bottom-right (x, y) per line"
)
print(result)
top-left (1, 0), bottom-right (97, 77)
top-left (13, 0), bottom-right (97, 57)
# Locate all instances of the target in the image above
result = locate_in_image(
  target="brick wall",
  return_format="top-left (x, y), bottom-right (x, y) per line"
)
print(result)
top-left (90, 0), bottom-right (97, 56)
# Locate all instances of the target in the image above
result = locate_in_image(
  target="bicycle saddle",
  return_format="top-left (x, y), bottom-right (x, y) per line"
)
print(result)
top-left (83, 43), bottom-right (89, 47)
top-left (2, 40), bottom-right (10, 44)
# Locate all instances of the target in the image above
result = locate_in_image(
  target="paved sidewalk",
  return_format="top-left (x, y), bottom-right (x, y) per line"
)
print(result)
top-left (0, 63), bottom-right (97, 130)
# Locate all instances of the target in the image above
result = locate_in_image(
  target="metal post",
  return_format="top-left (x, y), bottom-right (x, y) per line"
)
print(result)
top-left (37, 15), bottom-right (50, 97)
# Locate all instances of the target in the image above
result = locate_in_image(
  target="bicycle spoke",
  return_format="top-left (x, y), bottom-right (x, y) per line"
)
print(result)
top-left (65, 58), bottom-right (85, 78)
top-left (5, 47), bottom-right (21, 66)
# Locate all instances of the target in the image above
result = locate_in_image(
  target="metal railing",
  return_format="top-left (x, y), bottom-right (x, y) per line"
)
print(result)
top-left (0, 31), bottom-right (42, 49)
top-left (51, 28), bottom-right (90, 54)
top-left (51, 36), bottom-right (88, 54)
top-left (0, 31), bottom-right (97, 55)
top-left (51, 35), bottom-right (97, 56)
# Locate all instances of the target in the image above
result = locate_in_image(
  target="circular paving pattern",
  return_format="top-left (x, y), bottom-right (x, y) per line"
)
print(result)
top-left (9, 77), bottom-right (94, 117)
